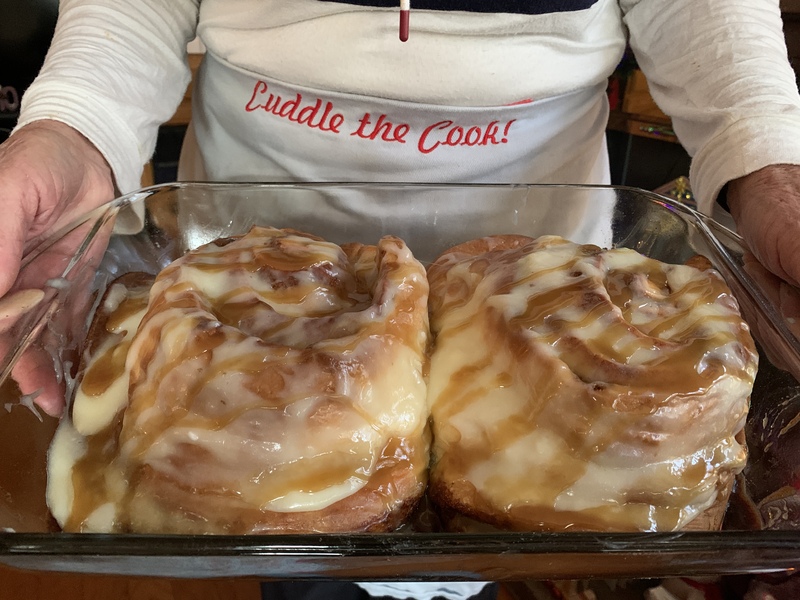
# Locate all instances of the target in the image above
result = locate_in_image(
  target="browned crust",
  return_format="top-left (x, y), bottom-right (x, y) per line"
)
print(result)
top-left (67, 229), bottom-right (429, 534)
top-left (426, 236), bottom-right (744, 533)
top-left (427, 476), bottom-right (642, 533)
top-left (433, 234), bottom-right (537, 260)
top-left (682, 479), bottom-right (733, 532)
top-left (430, 235), bottom-right (715, 276)
top-left (682, 428), bottom-right (747, 532)
top-left (125, 435), bottom-right (429, 534)
top-left (684, 254), bottom-right (714, 272)
top-left (427, 235), bottom-right (536, 278)
top-left (429, 472), bottom-right (735, 533)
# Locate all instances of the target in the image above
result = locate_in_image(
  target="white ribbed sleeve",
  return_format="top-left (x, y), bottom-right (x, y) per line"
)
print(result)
top-left (620, 0), bottom-right (800, 213)
top-left (15, 0), bottom-right (200, 193)
top-left (16, 0), bottom-right (800, 209)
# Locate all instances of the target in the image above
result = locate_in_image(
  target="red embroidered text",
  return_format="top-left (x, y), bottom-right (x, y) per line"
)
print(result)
top-left (245, 81), bottom-right (344, 134)
top-left (417, 120), bottom-right (515, 154)
top-left (351, 113), bottom-right (409, 144)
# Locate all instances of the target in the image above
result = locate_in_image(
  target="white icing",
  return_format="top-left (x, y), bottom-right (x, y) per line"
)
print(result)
top-left (49, 227), bottom-right (430, 531)
top-left (428, 236), bottom-right (757, 531)
top-left (46, 420), bottom-right (87, 528)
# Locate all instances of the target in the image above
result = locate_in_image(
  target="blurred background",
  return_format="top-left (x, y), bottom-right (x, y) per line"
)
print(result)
top-left (0, 0), bottom-right (58, 143)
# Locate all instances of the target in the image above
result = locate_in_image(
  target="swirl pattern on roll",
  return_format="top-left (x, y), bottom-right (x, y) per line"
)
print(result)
top-left (48, 227), bottom-right (431, 534)
top-left (427, 235), bottom-right (758, 532)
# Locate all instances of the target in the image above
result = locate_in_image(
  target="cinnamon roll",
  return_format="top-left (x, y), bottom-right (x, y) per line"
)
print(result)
top-left (426, 235), bottom-right (758, 532)
top-left (47, 226), bottom-right (431, 534)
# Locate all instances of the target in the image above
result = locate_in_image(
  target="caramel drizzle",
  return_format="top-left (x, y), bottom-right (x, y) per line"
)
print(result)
top-left (428, 236), bottom-right (757, 531)
top-left (65, 227), bottom-right (430, 532)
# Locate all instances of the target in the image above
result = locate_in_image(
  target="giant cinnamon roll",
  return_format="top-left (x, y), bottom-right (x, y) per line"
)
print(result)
top-left (47, 226), bottom-right (431, 534)
top-left (426, 235), bottom-right (758, 532)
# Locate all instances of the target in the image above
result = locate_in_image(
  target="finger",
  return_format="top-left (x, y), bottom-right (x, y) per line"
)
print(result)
top-left (0, 296), bottom-right (65, 417)
top-left (772, 226), bottom-right (800, 289)
top-left (0, 289), bottom-right (46, 335)
top-left (13, 345), bottom-right (75, 419)
top-left (743, 253), bottom-right (800, 332)
top-left (12, 344), bottom-right (66, 418)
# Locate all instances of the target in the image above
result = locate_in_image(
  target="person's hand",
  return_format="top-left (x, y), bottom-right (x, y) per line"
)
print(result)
top-left (0, 119), bottom-right (116, 297)
top-left (0, 120), bottom-right (116, 416)
top-left (727, 164), bottom-right (800, 288)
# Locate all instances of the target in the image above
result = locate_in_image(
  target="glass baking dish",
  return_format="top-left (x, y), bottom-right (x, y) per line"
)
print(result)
top-left (1, 182), bottom-right (800, 580)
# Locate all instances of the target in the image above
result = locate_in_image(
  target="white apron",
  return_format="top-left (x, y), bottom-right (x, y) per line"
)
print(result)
top-left (181, 52), bottom-right (611, 185)
top-left (172, 51), bottom-right (614, 600)
top-left (176, 52), bottom-right (615, 248)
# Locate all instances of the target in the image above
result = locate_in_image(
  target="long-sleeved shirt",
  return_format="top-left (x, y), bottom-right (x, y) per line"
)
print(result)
top-left (16, 0), bottom-right (800, 215)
